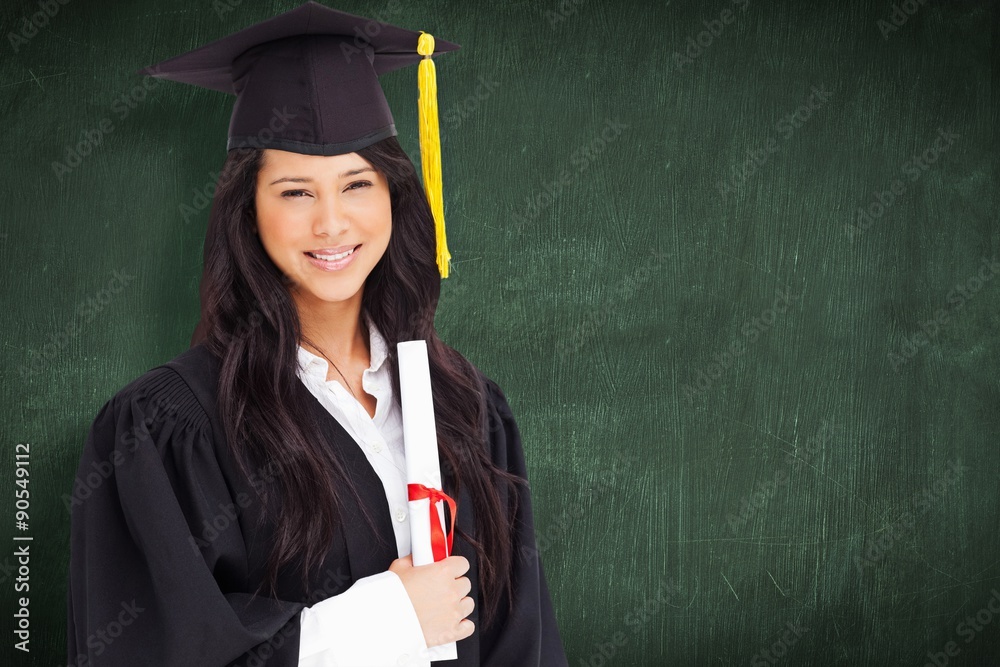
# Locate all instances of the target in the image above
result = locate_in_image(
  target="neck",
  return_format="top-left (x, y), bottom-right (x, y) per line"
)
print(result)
top-left (293, 288), bottom-right (370, 366)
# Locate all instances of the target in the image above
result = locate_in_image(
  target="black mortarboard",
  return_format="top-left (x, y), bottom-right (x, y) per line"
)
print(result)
top-left (138, 0), bottom-right (458, 280)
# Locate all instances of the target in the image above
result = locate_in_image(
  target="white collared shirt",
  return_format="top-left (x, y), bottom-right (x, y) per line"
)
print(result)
top-left (296, 311), bottom-right (430, 667)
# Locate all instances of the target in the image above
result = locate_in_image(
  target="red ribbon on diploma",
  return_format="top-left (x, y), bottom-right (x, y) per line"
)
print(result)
top-left (407, 483), bottom-right (457, 561)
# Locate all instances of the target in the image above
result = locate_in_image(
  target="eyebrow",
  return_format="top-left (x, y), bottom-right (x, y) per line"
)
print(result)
top-left (268, 166), bottom-right (375, 186)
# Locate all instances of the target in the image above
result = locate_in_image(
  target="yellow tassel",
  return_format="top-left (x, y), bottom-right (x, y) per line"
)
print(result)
top-left (417, 32), bottom-right (451, 279)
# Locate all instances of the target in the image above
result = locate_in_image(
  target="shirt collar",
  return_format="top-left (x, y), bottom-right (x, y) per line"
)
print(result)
top-left (365, 310), bottom-right (389, 372)
top-left (296, 311), bottom-right (389, 381)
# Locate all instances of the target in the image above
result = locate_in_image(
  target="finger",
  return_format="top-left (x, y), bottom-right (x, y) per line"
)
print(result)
top-left (459, 595), bottom-right (475, 618)
top-left (448, 555), bottom-right (470, 575)
top-left (392, 554), bottom-right (413, 570)
top-left (457, 618), bottom-right (475, 640)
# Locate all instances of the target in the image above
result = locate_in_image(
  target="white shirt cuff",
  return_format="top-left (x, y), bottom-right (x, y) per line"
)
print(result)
top-left (298, 570), bottom-right (430, 667)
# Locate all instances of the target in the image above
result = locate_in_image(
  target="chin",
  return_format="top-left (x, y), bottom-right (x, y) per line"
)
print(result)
top-left (308, 284), bottom-right (364, 304)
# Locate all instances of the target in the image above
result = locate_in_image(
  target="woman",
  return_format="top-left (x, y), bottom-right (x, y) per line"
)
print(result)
top-left (65, 3), bottom-right (566, 666)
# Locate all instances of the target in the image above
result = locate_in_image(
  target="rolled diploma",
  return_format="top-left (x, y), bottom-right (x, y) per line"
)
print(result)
top-left (397, 340), bottom-right (457, 660)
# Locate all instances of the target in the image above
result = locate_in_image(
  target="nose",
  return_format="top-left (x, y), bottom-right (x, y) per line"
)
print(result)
top-left (311, 192), bottom-right (351, 237)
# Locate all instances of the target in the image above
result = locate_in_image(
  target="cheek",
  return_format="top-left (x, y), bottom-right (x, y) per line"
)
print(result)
top-left (374, 197), bottom-right (393, 238)
top-left (255, 206), bottom-right (300, 258)
top-left (379, 208), bottom-right (393, 237)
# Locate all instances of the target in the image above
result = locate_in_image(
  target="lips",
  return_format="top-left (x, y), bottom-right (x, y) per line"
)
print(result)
top-left (302, 243), bottom-right (362, 272)
top-left (305, 244), bottom-right (360, 261)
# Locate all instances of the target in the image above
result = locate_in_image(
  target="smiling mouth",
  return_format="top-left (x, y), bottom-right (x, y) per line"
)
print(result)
top-left (305, 244), bottom-right (361, 261)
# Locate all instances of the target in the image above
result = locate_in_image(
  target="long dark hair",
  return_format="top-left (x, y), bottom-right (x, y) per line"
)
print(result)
top-left (195, 136), bottom-right (525, 630)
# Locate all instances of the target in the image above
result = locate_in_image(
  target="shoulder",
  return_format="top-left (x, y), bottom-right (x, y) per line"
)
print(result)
top-left (74, 346), bottom-right (238, 525)
top-left (96, 343), bottom-right (221, 448)
top-left (473, 366), bottom-right (516, 421)
top-left (469, 365), bottom-right (524, 460)
top-left (467, 365), bottom-right (534, 485)
top-left (114, 341), bottom-right (217, 405)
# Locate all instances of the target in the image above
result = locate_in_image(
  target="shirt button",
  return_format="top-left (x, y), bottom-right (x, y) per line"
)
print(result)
top-left (372, 440), bottom-right (383, 453)
top-left (395, 507), bottom-right (407, 522)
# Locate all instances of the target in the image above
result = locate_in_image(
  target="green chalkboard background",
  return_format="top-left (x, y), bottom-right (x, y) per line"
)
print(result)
top-left (1, 0), bottom-right (997, 664)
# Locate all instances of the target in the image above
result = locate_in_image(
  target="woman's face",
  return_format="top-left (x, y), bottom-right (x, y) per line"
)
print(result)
top-left (255, 148), bottom-right (392, 314)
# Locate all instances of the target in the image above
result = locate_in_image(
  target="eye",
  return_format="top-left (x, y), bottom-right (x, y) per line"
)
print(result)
top-left (345, 181), bottom-right (372, 191)
top-left (281, 189), bottom-right (310, 198)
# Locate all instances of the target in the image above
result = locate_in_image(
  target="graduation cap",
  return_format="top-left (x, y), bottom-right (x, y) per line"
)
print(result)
top-left (137, 0), bottom-right (460, 278)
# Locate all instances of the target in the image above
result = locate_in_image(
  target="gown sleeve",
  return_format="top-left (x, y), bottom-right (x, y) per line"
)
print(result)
top-left (479, 378), bottom-right (569, 667)
top-left (66, 367), bottom-right (305, 666)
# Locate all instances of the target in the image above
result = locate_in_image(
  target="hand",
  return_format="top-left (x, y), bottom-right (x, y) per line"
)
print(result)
top-left (388, 554), bottom-right (476, 647)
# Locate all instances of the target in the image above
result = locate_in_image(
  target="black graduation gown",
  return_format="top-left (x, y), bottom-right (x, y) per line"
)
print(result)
top-left (66, 341), bottom-right (568, 666)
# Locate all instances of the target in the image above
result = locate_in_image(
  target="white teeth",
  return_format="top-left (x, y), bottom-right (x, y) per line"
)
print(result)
top-left (310, 246), bottom-right (356, 261)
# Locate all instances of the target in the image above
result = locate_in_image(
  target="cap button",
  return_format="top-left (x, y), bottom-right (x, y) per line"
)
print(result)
top-left (417, 32), bottom-right (434, 57)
